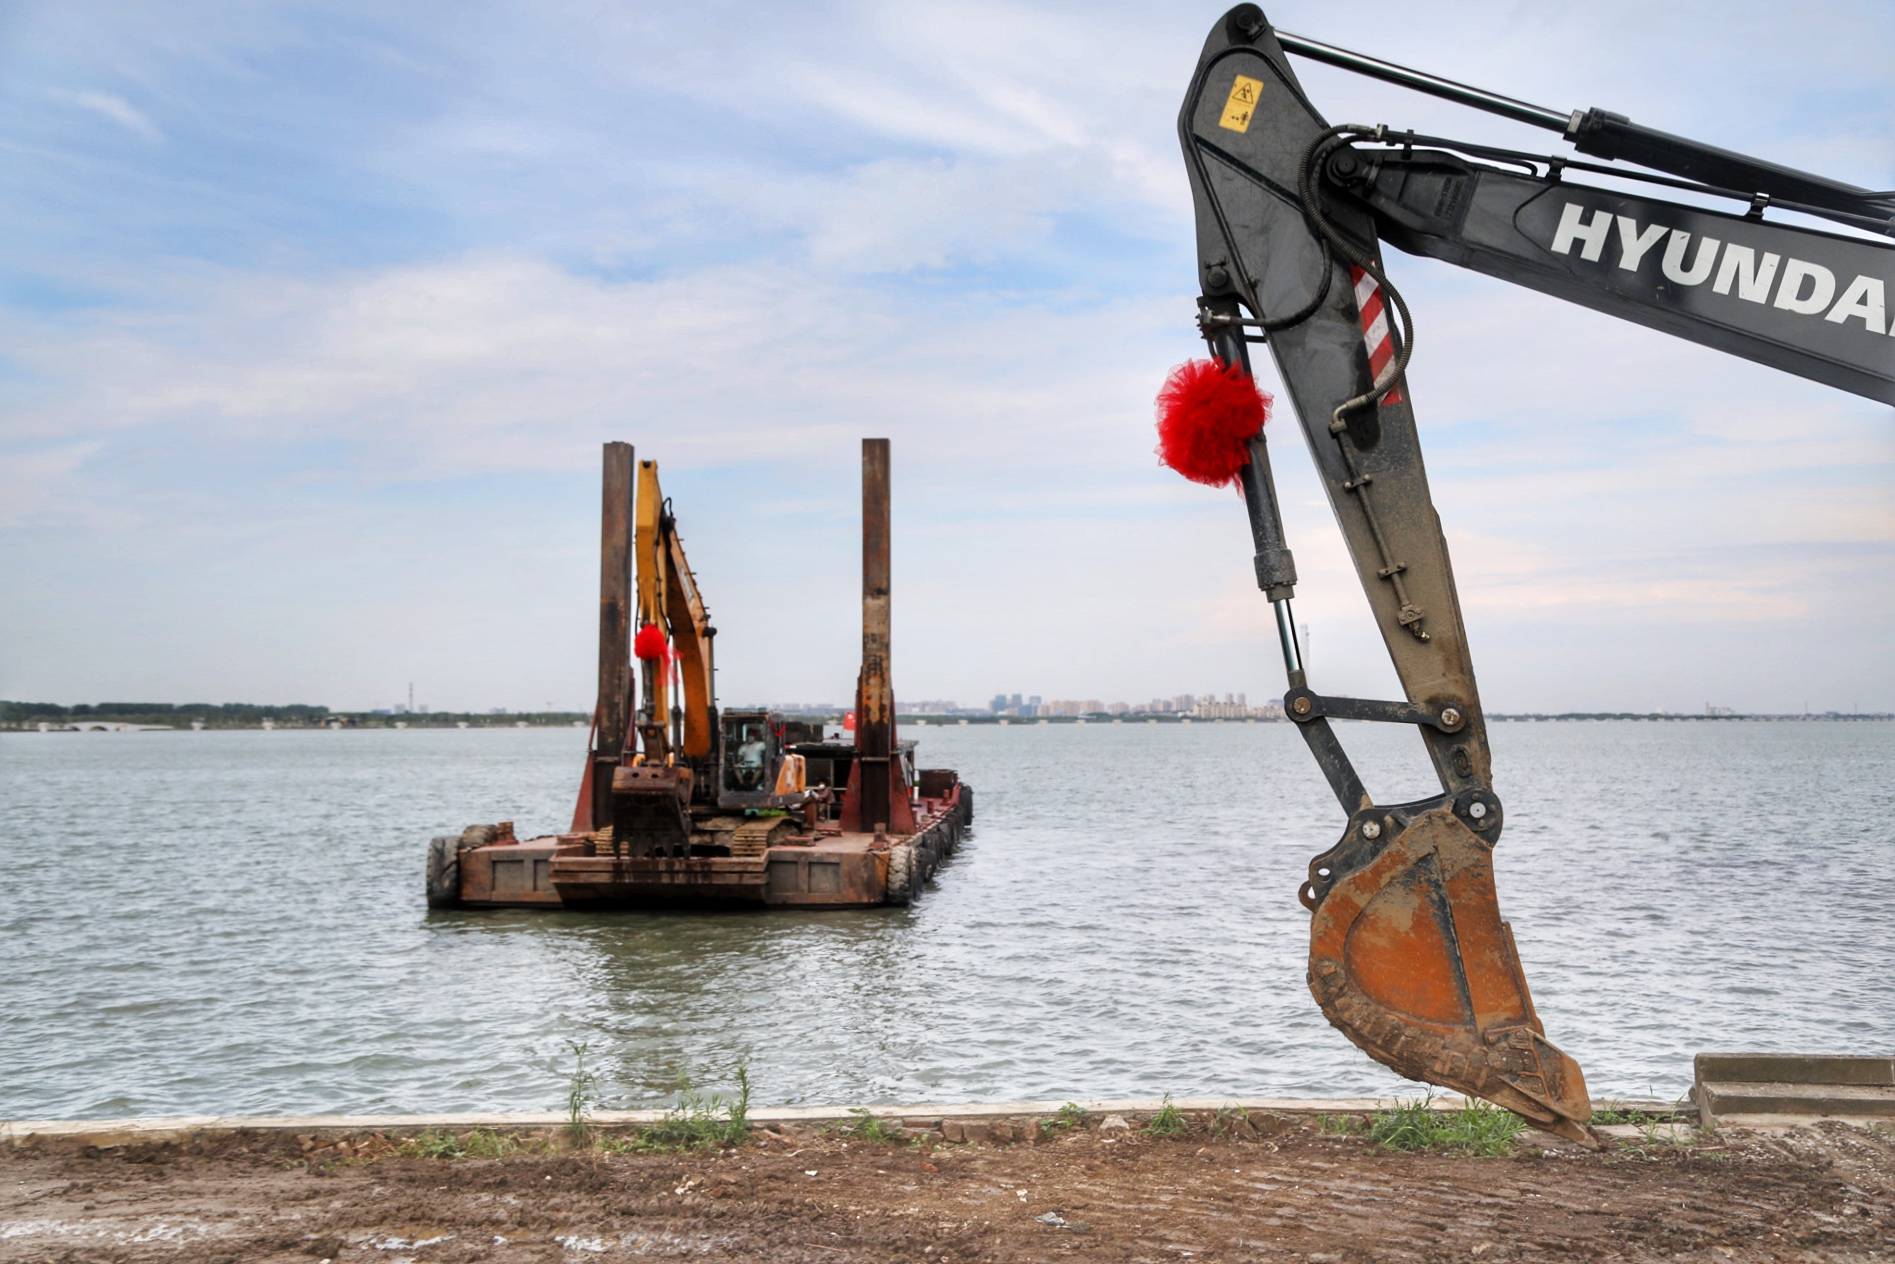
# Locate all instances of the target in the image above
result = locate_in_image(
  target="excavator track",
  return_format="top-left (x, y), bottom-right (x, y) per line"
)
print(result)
top-left (591, 815), bottom-right (794, 860)
top-left (728, 816), bottom-right (794, 859)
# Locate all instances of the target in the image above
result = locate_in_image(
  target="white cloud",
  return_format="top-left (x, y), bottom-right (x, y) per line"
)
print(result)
top-left (0, 254), bottom-right (1168, 474)
top-left (3, 235), bottom-right (1889, 711)
top-left (46, 88), bottom-right (162, 141)
top-left (0, 440), bottom-right (106, 528)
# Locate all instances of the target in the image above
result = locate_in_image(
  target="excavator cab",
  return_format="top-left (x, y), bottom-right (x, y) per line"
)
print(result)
top-left (716, 709), bottom-right (785, 809)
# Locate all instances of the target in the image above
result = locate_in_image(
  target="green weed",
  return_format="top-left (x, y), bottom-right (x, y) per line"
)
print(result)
top-left (400, 1129), bottom-right (464, 1159)
top-left (398, 1128), bottom-right (526, 1160)
top-left (835, 1107), bottom-right (904, 1143)
top-left (1038, 1102), bottom-right (1088, 1138)
top-left (564, 1040), bottom-right (597, 1144)
top-left (621, 1066), bottom-right (753, 1152)
top-left (1316, 1113), bottom-right (1362, 1136)
top-left (1211, 1105), bottom-right (1251, 1138)
top-left (1366, 1096), bottom-right (1523, 1157)
top-left (1591, 1103), bottom-right (1669, 1126)
top-left (730, 1063), bottom-right (751, 1134)
top-left (1621, 1117), bottom-right (1697, 1152)
top-left (1592, 1093), bottom-right (1702, 1153)
top-left (1144, 1093), bottom-right (1189, 1138)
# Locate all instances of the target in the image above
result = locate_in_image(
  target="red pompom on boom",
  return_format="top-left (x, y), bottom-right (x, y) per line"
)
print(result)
top-left (633, 624), bottom-right (668, 661)
top-left (1154, 357), bottom-right (1270, 487)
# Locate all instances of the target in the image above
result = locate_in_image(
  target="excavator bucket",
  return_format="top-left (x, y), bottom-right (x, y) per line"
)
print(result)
top-left (1307, 806), bottom-right (1593, 1145)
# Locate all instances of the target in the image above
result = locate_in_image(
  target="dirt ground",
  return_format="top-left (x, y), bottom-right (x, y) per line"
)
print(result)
top-left (2, 1118), bottom-right (1890, 1263)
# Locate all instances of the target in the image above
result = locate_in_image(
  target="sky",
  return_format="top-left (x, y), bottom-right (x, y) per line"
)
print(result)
top-left (1, 0), bottom-right (1890, 715)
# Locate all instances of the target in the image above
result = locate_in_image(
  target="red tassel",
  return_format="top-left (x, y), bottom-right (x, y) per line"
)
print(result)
top-left (633, 624), bottom-right (667, 661)
top-left (1154, 358), bottom-right (1270, 487)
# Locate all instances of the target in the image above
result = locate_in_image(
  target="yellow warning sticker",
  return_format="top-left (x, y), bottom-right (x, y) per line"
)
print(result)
top-left (1218, 74), bottom-right (1263, 133)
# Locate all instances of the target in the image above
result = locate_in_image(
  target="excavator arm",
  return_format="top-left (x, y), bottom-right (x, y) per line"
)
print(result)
top-left (661, 508), bottom-right (716, 762)
top-left (634, 460), bottom-right (718, 764)
top-left (1176, 5), bottom-right (1891, 1144)
top-left (1341, 150), bottom-right (1892, 403)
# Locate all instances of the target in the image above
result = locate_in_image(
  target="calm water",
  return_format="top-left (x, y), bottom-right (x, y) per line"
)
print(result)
top-left (2, 722), bottom-right (1890, 1120)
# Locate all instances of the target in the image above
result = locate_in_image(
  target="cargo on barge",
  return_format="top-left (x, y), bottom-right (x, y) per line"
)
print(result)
top-left (425, 438), bottom-right (971, 911)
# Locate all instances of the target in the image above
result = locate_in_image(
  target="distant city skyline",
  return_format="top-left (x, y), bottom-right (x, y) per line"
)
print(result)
top-left (983, 691), bottom-right (1277, 719)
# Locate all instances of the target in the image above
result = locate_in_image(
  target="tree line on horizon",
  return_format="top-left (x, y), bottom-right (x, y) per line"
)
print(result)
top-left (0, 701), bottom-right (590, 729)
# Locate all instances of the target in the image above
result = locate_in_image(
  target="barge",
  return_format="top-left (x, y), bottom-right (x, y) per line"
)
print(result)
top-left (424, 438), bottom-right (970, 911)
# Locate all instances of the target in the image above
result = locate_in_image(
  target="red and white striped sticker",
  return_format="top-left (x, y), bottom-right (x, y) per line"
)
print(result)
top-left (1350, 265), bottom-right (1404, 406)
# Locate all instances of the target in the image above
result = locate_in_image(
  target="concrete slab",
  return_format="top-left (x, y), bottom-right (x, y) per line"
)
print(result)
top-left (1709, 1113), bottom-right (1893, 1132)
top-left (1593, 1121), bottom-right (1698, 1145)
top-left (1695, 1053), bottom-right (1895, 1087)
top-left (0, 1095), bottom-right (1687, 1147)
top-left (1693, 1052), bottom-right (1895, 1128)
top-left (1700, 1081), bottom-right (1895, 1119)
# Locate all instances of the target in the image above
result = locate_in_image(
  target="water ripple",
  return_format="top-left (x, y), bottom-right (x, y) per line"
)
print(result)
top-left (1, 722), bottom-right (1891, 1118)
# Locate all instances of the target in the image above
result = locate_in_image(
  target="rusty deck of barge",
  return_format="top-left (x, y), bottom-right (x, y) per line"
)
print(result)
top-left (453, 778), bottom-right (970, 910)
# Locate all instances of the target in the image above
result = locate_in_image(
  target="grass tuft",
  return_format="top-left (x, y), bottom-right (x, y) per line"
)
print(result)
top-left (835, 1107), bottom-right (904, 1143)
top-left (1366, 1096), bottom-right (1523, 1157)
top-left (1616, 1116), bottom-right (1698, 1154)
top-left (1591, 1103), bottom-right (1669, 1126)
top-left (1144, 1093), bottom-right (1189, 1138)
top-left (1038, 1102), bottom-right (1088, 1139)
top-left (617, 1066), bottom-right (753, 1152)
top-left (398, 1128), bottom-right (527, 1160)
top-left (564, 1039), bottom-right (597, 1145)
top-left (1316, 1113), bottom-right (1363, 1136)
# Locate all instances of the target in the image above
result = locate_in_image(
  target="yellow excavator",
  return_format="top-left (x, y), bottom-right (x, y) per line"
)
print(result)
top-left (583, 456), bottom-right (810, 864)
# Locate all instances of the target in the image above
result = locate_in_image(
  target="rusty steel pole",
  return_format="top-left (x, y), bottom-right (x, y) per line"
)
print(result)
top-left (847, 438), bottom-right (915, 835)
top-left (854, 439), bottom-right (893, 832)
top-left (591, 441), bottom-right (635, 831)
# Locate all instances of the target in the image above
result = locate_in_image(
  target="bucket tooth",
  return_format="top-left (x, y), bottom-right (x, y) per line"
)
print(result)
top-left (1308, 806), bottom-right (1594, 1146)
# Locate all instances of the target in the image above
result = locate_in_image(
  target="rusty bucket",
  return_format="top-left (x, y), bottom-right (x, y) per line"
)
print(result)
top-left (1306, 805), bottom-right (1593, 1144)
